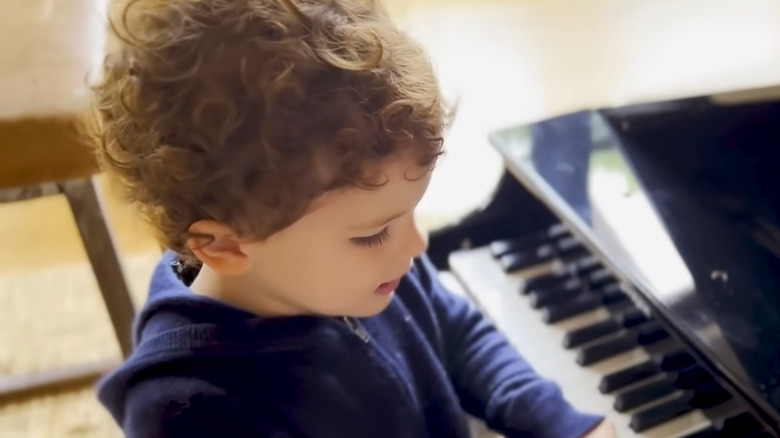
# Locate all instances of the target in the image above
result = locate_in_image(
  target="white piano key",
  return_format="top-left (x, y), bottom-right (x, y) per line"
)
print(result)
top-left (448, 246), bottom-right (712, 438)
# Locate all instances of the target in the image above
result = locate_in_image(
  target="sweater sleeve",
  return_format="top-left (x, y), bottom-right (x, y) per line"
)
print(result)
top-left (413, 254), bottom-right (604, 438)
top-left (122, 377), bottom-right (274, 438)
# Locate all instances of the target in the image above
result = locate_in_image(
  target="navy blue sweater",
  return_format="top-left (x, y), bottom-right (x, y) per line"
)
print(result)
top-left (97, 252), bottom-right (602, 437)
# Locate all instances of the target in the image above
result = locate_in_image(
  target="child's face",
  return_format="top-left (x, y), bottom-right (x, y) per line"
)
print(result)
top-left (194, 154), bottom-right (432, 318)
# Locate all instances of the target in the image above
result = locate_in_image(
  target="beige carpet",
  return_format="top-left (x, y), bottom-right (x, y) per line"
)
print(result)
top-left (0, 252), bottom-right (161, 438)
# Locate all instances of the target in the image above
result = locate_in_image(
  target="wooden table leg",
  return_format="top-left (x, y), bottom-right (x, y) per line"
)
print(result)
top-left (0, 359), bottom-right (120, 405)
top-left (0, 177), bottom-right (132, 404)
top-left (61, 176), bottom-right (136, 358)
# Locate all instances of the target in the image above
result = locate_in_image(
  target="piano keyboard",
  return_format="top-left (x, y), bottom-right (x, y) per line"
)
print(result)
top-left (446, 224), bottom-right (774, 438)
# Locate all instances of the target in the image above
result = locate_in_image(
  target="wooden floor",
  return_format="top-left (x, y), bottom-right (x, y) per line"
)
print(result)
top-left (3, 0), bottom-right (780, 436)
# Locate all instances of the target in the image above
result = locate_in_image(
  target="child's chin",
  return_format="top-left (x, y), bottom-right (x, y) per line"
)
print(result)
top-left (346, 297), bottom-right (395, 319)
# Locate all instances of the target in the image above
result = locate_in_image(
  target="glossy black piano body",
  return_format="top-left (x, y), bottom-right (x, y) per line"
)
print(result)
top-left (429, 92), bottom-right (780, 437)
top-left (602, 98), bottom-right (780, 424)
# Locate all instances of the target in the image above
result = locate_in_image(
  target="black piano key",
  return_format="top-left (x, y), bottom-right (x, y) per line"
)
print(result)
top-left (619, 307), bottom-right (649, 328)
top-left (491, 240), bottom-right (527, 258)
top-left (543, 283), bottom-right (629, 324)
top-left (489, 233), bottom-right (542, 259)
top-left (623, 376), bottom-right (726, 421)
top-left (555, 235), bottom-right (585, 256)
top-left (599, 348), bottom-right (695, 394)
top-left (683, 413), bottom-right (768, 438)
top-left (543, 293), bottom-right (601, 323)
top-left (657, 350), bottom-right (696, 371)
top-left (610, 366), bottom-right (715, 411)
top-left (523, 269), bottom-right (576, 292)
top-left (719, 411), bottom-right (763, 437)
top-left (614, 374), bottom-right (677, 412)
top-left (574, 254), bottom-right (602, 276)
top-left (498, 252), bottom-right (526, 272)
top-left (679, 428), bottom-right (720, 438)
top-left (630, 391), bottom-right (695, 432)
top-left (523, 271), bottom-right (581, 296)
top-left (577, 331), bottom-right (638, 366)
top-left (587, 268), bottom-right (616, 289)
top-left (564, 306), bottom-right (647, 349)
top-left (529, 287), bottom-right (583, 309)
top-left (636, 320), bottom-right (670, 345)
top-left (547, 223), bottom-right (570, 239)
top-left (529, 278), bottom-right (585, 308)
top-left (526, 255), bottom-right (603, 294)
top-left (564, 319), bottom-right (621, 349)
top-left (599, 359), bottom-right (660, 393)
top-left (673, 366), bottom-right (713, 389)
top-left (579, 320), bottom-right (670, 365)
top-left (498, 245), bottom-right (557, 272)
top-left (490, 237), bottom-right (542, 259)
top-left (683, 412), bottom-right (767, 438)
top-left (600, 283), bottom-right (629, 306)
top-left (490, 223), bottom-right (570, 258)
top-left (599, 366), bottom-right (722, 412)
top-left (689, 381), bottom-right (731, 408)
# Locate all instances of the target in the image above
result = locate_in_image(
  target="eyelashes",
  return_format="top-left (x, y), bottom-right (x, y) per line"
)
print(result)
top-left (352, 226), bottom-right (390, 248)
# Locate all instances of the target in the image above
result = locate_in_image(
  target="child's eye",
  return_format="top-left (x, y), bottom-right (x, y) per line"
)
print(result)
top-left (351, 226), bottom-right (390, 248)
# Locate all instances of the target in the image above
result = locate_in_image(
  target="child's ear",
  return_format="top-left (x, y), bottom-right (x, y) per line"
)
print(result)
top-left (187, 220), bottom-right (250, 275)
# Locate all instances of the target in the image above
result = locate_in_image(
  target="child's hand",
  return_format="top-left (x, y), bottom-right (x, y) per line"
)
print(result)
top-left (581, 420), bottom-right (615, 438)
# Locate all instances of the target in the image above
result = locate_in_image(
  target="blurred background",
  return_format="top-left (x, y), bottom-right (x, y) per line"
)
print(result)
top-left (2, 0), bottom-right (780, 437)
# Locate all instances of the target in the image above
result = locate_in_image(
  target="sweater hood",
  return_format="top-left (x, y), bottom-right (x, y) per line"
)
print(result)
top-left (96, 251), bottom-right (335, 424)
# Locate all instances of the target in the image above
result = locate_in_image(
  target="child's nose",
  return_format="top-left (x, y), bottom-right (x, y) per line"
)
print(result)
top-left (404, 217), bottom-right (428, 259)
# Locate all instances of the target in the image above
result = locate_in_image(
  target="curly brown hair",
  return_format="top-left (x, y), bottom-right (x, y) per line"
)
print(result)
top-left (88, 0), bottom-right (449, 261)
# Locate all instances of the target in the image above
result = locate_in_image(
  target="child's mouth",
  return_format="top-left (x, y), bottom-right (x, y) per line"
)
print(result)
top-left (374, 278), bottom-right (401, 296)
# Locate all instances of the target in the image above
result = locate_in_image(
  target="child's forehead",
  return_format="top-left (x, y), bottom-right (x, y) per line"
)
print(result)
top-left (361, 155), bottom-right (433, 184)
top-left (308, 157), bottom-right (432, 215)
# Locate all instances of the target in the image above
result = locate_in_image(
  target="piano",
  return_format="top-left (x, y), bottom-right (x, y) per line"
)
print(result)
top-left (429, 87), bottom-right (780, 437)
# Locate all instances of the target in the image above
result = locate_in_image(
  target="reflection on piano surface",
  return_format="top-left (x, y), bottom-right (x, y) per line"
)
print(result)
top-left (429, 89), bottom-right (780, 437)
